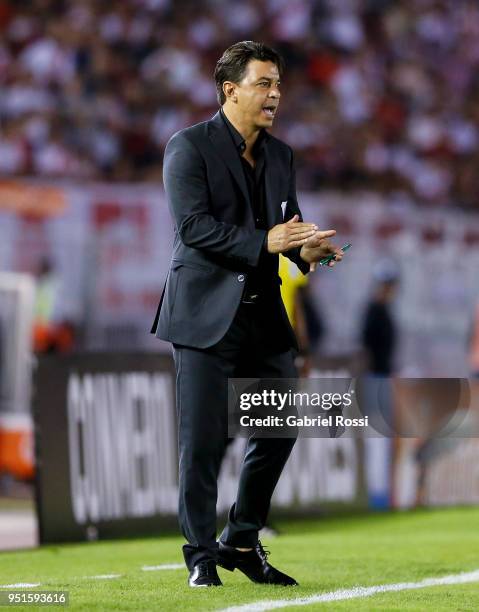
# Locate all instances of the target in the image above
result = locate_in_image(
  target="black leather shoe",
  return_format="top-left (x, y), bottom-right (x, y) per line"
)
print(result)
top-left (217, 540), bottom-right (298, 586)
top-left (188, 560), bottom-right (223, 587)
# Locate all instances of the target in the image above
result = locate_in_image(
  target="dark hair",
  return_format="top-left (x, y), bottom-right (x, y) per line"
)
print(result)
top-left (214, 41), bottom-right (284, 105)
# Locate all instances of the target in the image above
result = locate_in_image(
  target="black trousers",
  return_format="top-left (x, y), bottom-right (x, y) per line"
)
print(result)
top-left (173, 301), bottom-right (297, 570)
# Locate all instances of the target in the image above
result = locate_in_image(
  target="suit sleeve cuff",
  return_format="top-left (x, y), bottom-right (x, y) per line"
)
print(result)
top-left (287, 247), bottom-right (310, 275)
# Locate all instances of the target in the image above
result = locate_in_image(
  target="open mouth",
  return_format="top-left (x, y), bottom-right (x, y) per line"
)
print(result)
top-left (262, 105), bottom-right (277, 118)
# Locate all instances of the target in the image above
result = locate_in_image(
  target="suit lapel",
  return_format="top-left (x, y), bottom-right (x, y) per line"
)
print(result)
top-left (208, 111), bottom-right (251, 209)
top-left (208, 111), bottom-right (283, 229)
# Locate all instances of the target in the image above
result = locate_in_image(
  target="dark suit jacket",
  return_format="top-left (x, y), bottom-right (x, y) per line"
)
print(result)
top-left (151, 110), bottom-right (309, 349)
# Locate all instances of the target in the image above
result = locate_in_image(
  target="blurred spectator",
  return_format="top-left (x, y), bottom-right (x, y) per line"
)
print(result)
top-left (361, 260), bottom-right (400, 376)
top-left (0, 0), bottom-right (478, 209)
top-left (32, 257), bottom-right (59, 353)
top-left (32, 257), bottom-right (75, 353)
top-left (279, 254), bottom-right (311, 376)
top-left (360, 260), bottom-right (400, 509)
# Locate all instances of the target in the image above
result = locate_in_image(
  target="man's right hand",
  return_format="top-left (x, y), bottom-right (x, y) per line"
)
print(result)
top-left (267, 215), bottom-right (318, 254)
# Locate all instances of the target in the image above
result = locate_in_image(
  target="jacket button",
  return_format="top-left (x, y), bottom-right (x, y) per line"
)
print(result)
top-left (237, 274), bottom-right (245, 282)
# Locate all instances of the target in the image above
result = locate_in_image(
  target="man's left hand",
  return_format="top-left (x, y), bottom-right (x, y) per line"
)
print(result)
top-left (300, 231), bottom-right (344, 272)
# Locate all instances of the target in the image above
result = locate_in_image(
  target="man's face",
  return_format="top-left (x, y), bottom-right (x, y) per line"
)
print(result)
top-left (231, 60), bottom-right (281, 128)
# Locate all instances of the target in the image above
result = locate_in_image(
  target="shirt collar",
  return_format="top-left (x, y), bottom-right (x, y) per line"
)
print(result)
top-left (220, 108), bottom-right (268, 156)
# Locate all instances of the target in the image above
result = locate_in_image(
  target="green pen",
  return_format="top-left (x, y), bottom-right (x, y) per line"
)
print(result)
top-left (319, 243), bottom-right (352, 267)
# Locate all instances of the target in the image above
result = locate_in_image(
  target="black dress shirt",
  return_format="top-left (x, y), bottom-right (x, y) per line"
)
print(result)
top-left (220, 110), bottom-right (273, 300)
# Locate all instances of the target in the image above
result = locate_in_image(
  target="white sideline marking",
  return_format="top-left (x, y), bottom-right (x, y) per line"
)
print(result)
top-left (0, 583), bottom-right (41, 589)
top-left (89, 574), bottom-right (122, 580)
top-left (142, 564), bottom-right (184, 571)
top-left (0, 564), bottom-right (184, 589)
top-left (220, 569), bottom-right (479, 612)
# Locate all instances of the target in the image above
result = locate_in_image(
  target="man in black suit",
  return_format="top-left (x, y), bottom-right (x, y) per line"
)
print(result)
top-left (151, 41), bottom-right (343, 587)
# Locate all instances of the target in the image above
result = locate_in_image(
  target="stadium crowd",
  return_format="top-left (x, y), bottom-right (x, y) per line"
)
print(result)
top-left (1, 0), bottom-right (479, 208)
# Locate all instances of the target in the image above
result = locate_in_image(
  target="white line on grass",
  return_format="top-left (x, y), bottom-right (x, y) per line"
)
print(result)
top-left (0, 564), bottom-right (184, 589)
top-left (141, 564), bottom-right (184, 571)
top-left (88, 574), bottom-right (123, 580)
top-left (220, 569), bottom-right (479, 612)
top-left (0, 583), bottom-right (41, 589)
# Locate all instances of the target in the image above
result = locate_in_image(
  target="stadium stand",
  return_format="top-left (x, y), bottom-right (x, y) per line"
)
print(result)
top-left (0, 0), bottom-right (478, 209)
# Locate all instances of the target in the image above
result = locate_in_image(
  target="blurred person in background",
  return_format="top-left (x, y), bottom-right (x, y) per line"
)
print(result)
top-left (32, 257), bottom-right (59, 353)
top-left (359, 259), bottom-right (399, 437)
top-left (360, 261), bottom-right (400, 509)
top-left (32, 257), bottom-right (75, 354)
top-left (151, 40), bottom-right (343, 588)
top-left (279, 254), bottom-right (314, 376)
top-left (361, 260), bottom-right (400, 377)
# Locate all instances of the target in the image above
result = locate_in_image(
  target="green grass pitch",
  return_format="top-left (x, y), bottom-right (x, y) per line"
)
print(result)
top-left (0, 507), bottom-right (478, 611)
